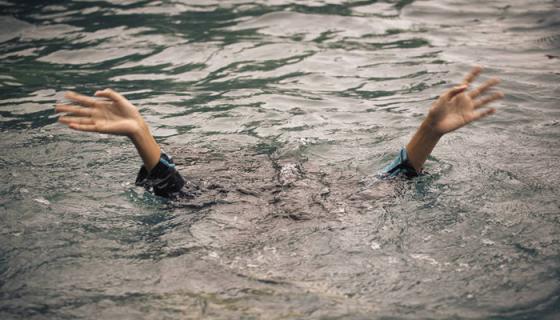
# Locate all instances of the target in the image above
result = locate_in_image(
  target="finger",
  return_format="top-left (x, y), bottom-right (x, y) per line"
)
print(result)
top-left (462, 66), bottom-right (483, 86)
top-left (470, 108), bottom-right (496, 122)
top-left (95, 88), bottom-right (127, 105)
top-left (58, 116), bottom-right (95, 125)
top-left (64, 91), bottom-right (98, 107)
top-left (55, 104), bottom-right (93, 117)
top-left (443, 84), bottom-right (468, 100)
top-left (469, 78), bottom-right (500, 98)
top-left (474, 92), bottom-right (504, 109)
top-left (68, 123), bottom-right (98, 132)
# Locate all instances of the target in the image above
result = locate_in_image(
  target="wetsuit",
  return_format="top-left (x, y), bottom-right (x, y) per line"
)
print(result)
top-left (135, 149), bottom-right (418, 199)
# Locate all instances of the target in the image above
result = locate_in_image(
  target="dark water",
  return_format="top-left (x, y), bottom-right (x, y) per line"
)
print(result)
top-left (1, 0), bottom-right (560, 319)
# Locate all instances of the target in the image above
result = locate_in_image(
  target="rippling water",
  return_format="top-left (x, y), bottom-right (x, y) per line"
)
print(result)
top-left (1, 1), bottom-right (559, 319)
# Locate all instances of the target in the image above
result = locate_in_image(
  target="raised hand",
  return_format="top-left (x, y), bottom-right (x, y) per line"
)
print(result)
top-left (55, 89), bottom-right (146, 137)
top-left (405, 66), bottom-right (505, 172)
top-left (425, 66), bottom-right (504, 135)
top-left (55, 89), bottom-right (161, 170)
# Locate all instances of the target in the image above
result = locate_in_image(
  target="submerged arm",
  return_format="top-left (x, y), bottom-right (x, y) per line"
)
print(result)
top-left (56, 89), bottom-right (161, 171)
top-left (55, 89), bottom-right (190, 198)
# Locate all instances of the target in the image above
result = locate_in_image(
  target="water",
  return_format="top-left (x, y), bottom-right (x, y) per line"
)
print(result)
top-left (1, 0), bottom-right (559, 319)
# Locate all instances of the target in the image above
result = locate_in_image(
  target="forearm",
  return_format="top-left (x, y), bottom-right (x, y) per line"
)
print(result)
top-left (130, 122), bottom-right (161, 172)
top-left (405, 118), bottom-right (443, 173)
top-left (384, 67), bottom-right (502, 176)
top-left (130, 121), bottom-right (197, 199)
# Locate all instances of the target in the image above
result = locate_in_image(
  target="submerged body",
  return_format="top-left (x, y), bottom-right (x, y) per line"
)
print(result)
top-left (2, 1), bottom-right (560, 318)
top-left (56, 67), bottom-right (503, 200)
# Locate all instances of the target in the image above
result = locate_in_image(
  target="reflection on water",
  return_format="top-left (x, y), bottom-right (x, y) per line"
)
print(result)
top-left (1, 0), bottom-right (559, 319)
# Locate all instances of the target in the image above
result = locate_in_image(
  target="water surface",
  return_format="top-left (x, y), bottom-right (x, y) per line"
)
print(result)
top-left (1, 0), bottom-right (559, 319)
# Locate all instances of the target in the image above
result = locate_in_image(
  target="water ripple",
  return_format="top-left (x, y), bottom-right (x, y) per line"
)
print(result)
top-left (1, 1), bottom-right (559, 319)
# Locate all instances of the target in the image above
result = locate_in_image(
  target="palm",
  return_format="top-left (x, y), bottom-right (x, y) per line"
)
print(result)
top-left (427, 67), bottom-right (503, 135)
top-left (431, 93), bottom-right (477, 134)
top-left (93, 101), bottom-right (142, 135)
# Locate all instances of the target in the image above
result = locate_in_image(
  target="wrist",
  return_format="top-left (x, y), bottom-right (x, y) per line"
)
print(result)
top-left (129, 119), bottom-right (150, 143)
top-left (421, 116), bottom-right (444, 139)
top-left (405, 118), bottom-right (443, 172)
top-left (129, 120), bottom-right (161, 171)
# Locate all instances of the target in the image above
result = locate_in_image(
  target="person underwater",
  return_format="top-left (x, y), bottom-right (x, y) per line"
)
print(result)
top-left (54, 66), bottom-right (504, 199)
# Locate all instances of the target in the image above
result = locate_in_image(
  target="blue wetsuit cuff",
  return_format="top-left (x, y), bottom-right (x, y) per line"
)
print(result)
top-left (380, 147), bottom-right (418, 178)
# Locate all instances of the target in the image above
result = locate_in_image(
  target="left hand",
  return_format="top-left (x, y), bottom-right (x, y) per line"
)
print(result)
top-left (425, 66), bottom-right (504, 135)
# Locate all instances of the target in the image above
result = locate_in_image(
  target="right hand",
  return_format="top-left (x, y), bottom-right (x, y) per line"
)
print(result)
top-left (424, 66), bottom-right (504, 136)
top-left (55, 89), bottom-right (147, 138)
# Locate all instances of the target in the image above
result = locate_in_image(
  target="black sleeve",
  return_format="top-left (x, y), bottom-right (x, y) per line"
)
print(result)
top-left (135, 153), bottom-right (194, 199)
